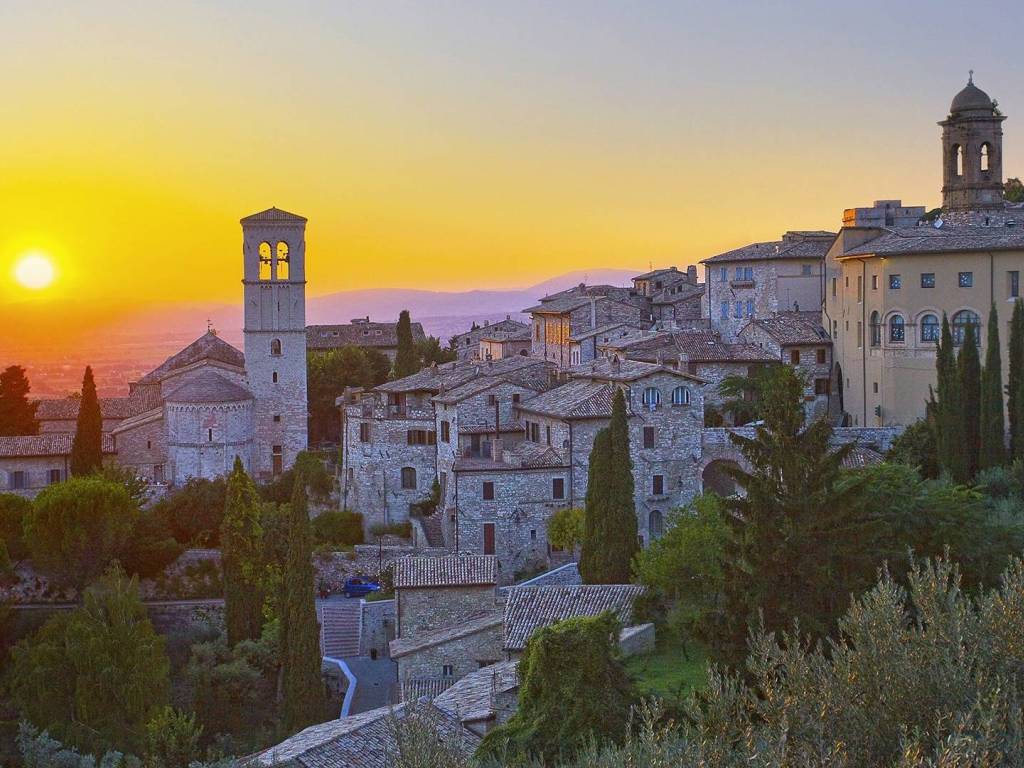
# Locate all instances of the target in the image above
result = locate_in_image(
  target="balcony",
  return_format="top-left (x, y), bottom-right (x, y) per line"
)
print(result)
top-left (729, 278), bottom-right (755, 288)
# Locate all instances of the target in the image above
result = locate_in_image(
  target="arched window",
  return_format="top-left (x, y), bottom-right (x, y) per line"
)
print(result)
top-left (952, 310), bottom-right (981, 346)
top-left (953, 144), bottom-right (964, 177)
top-left (889, 314), bottom-right (905, 343)
top-left (649, 510), bottom-right (664, 540)
top-left (920, 314), bottom-right (940, 343)
top-left (642, 387), bottom-right (661, 408)
top-left (671, 385), bottom-right (690, 406)
top-left (270, 338), bottom-right (282, 356)
top-left (869, 311), bottom-right (881, 347)
top-left (981, 143), bottom-right (991, 172)
top-left (258, 242), bottom-right (273, 281)
top-left (400, 467), bottom-right (417, 490)
top-left (275, 242), bottom-right (290, 280)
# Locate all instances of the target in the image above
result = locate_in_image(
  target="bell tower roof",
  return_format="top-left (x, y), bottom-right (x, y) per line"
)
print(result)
top-left (950, 74), bottom-right (994, 115)
top-left (240, 207), bottom-right (307, 224)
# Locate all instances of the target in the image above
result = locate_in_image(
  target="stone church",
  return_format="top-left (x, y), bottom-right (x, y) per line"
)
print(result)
top-left (110, 207), bottom-right (309, 485)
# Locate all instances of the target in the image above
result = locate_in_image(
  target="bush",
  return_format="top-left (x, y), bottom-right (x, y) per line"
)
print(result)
top-left (369, 521), bottom-right (412, 539)
top-left (311, 510), bottom-right (364, 547)
top-left (120, 510), bottom-right (184, 579)
top-left (259, 452), bottom-right (332, 504)
top-left (144, 707), bottom-right (202, 768)
top-left (546, 507), bottom-right (583, 552)
top-left (0, 493), bottom-right (31, 563)
top-left (150, 477), bottom-right (227, 547)
top-left (887, 417), bottom-right (940, 478)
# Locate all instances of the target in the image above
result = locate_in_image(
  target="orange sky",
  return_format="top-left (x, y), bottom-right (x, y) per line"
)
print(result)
top-left (2, 2), bottom-right (1021, 314)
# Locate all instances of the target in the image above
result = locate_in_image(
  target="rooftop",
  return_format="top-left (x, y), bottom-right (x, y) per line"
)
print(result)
top-left (569, 356), bottom-right (704, 384)
top-left (240, 206), bottom-right (307, 224)
top-left (307, 320), bottom-right (426, 351)
top-left (434, 660), bottom-right (520, 724)
top-left (0, 433), bottom-right (115, 458)
top-left (164, 369), bottom-right (254, 404)
top-left (136, 331), bottom-right (245, 385)
top-left (741, 312), bottom-right (831, 346)
top-left (503, 584), bottom-right (645, 651)
top-left (615, 330), bottom-right (777, 364)
top-left (701, 231), bottom-right (835, 264)
top-left (842, 223), bottom-right (1024, 257)
top-left (393, 554), bottom-right (498, 589)
top-left (389, 610), bottom-right (502, 659)
top-left (377, 356), bottom-right (549, 395)
top-left (515, 379), bottom-right (628, 420)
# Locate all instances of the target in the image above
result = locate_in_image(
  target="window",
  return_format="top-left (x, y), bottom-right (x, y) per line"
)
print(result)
top-left (528, 422), bottom-right (540, 442)
top-left (734, 301), bottom-right (743, 319)
top-left (272, 371), bottom-right (278, 383)
top-left (359, 422), bottom-right (371, 442)
top-left (406, 430), bottom-right (436, 446)
top-left (512, 393), bottom-right (521, 404)
top-left (920, 314), bottom-right (940, 343)
top-left (719, 302), bottom-right (728, 320)
top-left (208, 428), bottom-right (214, 442)
top-left (921, 273), bottom-right (935, 288)
top-left (720, 267), bottom-right (728, 281)
top-left (981, 142), bottom-right (991, 172)
top-left (959, 272), bottom-right (974, 288)
top-left (643, 426), bottom-right (655, 449)
top-left (671, 385), bottom-right (689, 406)
top-left (10, 471), bottom-right (25, 490)
top-left (831, 277), bottom-right (837, 297)
top-left (440, 420), bottom-right (450, 442)
top-left (275, 241), bottom-right (290, 280)
top-left (1010, 271), bottom-right (1020, 299)
top-left (814, 378), bottom-right (831, 395)
top-left (745, 299), bottom-right (754, 317)
top-left (487, 394), bottom-right (497, 406)
top-left (889, 314), bottom-right (905, 343)
top-left (874, 382), bottom-right (879, 394)
top-left (649, 510), bottom-right (664, 539)
top-left (270, 338), bottom-right (282, 356)
top-left (483, 522), bottom-right (495, 554)
top-left (483, 481), bottom-right (495, 501)
top-left (146, 440), bottom-right (151, 450)
top-left (953, 144), bottom-right (964, 177)
top-left (48, 468), bottom-right (61, 485)
top-left (552, 478), bottom-right (565, 499)
top-left (832, 320), bottom-right (838, 339)
top-left (790, 349), bottom-right (800, 364)
top-left (816, 348), bottom-right (826, 364)
top-left (869, 311), bottom-right (881, 347)
top-left (530, 529), bottom-right (536, 540)
top-left (652, 475), bottom-right (664, 496)
top-left (442, 665), bottom-right (454, 678)
top-left (154, 464), bottom-right (164, 484)
top-left (258, 241), bottom-right (273, 280)
top-left (952, 310), bottom-right (981, 345)
top-left (857, 321), bottom-right (863, 348)
top-left (642, 387), bottom-right (661, 408)
top-left (273, 414), bottom-right (281, 423)
top-left (272, 445), bottom-right (283, 476)
top-left (871, 275), bottom-right (878, 290)
top-left (857, 276), bottom-right (863, 301)
top-left (802, 264), bottom-right (812, 276)
top-left (734, 266), bottom-right (753, 281)
top-left (889, 274), bottom-right (902, 290)
top-left (535, 324), bottom-right (541, 341)
top-left (400, 467), bottom-right (417, 489)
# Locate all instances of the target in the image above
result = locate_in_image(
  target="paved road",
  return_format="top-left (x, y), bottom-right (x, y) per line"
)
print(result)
top-left (344, 656), bottom-right (398, 714)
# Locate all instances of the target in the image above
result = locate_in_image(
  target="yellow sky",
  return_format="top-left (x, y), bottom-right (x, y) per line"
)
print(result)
top-left (1, 2), bottom-right (1020, 311)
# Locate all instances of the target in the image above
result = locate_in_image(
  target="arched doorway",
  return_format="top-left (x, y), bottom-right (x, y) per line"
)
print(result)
top-left (702, 460), bottom-right (740, 497)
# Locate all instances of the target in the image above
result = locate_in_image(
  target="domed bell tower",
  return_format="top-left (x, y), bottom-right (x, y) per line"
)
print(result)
top-left (940, 73), bottom-right (1007, 225)
top-left (240, 207), bottom-right (309, 480)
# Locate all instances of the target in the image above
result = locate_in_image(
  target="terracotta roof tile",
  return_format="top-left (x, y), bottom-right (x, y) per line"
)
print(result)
top-left (742, 312), bottom-right (831, 346)
top-left (842, 223), bottom-right (1024, 256)
top-left (393, 554), bottom-right (498, 589)
top-left (503, 584), bottom-right (644, 651)
top-left (137, 332), bottom-right (245, 385)
top-left (0, 433), bottom-right (114, 458)
top-left (307, 321), bottom-right (426, 351)
top-left (701, 231), bottom-right (835, 264)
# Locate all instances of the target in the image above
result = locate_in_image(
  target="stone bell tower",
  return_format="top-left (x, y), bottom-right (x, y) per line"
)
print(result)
top-left (240, 207), bottom-right (308, 479)
top-left (940, 73), bottom-right (1007, 225)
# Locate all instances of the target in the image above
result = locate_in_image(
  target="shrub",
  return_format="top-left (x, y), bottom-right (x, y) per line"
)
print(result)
top-left (546, 507), bottom-right (583, 552)
top-left (0, 493), bottom-right (31, 563)
top-left (369, 521), bottom-right (412, 539)
top-left (150, 477), bottom-right (227, 547)
top-left (311, 510), bottom-right (364, 547)
top-left (144, 707), bottom-right (202, 768)
top-left (120, 510), bottom-right (184, 579)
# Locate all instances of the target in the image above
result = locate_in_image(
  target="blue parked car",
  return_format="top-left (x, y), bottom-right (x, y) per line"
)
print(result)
top-left (343, 576), bottom-right (381, 598)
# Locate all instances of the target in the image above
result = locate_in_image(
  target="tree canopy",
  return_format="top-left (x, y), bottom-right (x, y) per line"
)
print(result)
top-left (392, 309), bottom-right (420, 380)
top-left (0, 365), bottom-right (38, 436)
top-left (69, 365), bottom-right (103, 476)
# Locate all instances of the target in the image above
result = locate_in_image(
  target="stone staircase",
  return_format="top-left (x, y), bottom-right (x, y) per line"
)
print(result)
top-left (319, 601), bottom-right (362, 658)
top-left (419, 513), bottom-right (446, 548)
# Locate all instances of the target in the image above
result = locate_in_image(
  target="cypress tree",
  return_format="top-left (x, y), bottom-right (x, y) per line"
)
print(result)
top-left (0, 365), bottom-right (39, 436)
top-left (391, 309), bottom-right (420, 380)
top-left (958, 322), bottom-right (982, 481)
top-left (579, 388), bottom-right (637, 584)
top-left (70, 366), bottom-right (103, 476)
top-left (280, 457), bottom-right (324, 733)
top-left (1009, 300), bottom-right (1024, 459)
top-left (935, 314), bottom-right (965, 482)
top-left (222, 457), bottom-right (264, 646)
top-left (979, 304), bottom-right (1006, 470)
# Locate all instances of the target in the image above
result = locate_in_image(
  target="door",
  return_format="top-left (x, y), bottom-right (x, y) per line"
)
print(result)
top-left (483, 523), bottom-right (495, 555)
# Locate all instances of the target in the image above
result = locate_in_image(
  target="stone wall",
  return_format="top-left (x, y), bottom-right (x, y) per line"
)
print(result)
top-left (396, 622), bottom-right (504, 683)
top-left (397, 584), bottom-right (499, 637)
top-left (619, 623), bottom-right (656, 657)
top-left (0, 454), bottom-right (71, 499)
top-left (362, 599), bottom-right (396, 658)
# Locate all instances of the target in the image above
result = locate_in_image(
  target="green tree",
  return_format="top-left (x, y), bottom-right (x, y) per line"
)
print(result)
top-left (717, 365), bottom-right (774, 426)
top-left (1005, 176), bottom-right (1024, 203)
top-left (980, 304), bottom-right (1007, 469)
top-left (8, 565), bottom-right (170, 756)
top-left (307, 346), bottom-right (376, 445)
top-left (958, 321), bottom-right (982, 479)
top-left (392, 309), bottom-right (420, 380)
top-left (23, 476), bottom-right (138, 592)
top-left (935, 313), bottom-right (966, 481)
top-left (633, 494), bottom-right (728, 648)
top-left (222, 457), bottom-right (265, 646)
top-left (120, 510), bottom-right (184, 580)
top-left (0, 492), bottom-right (32, 563)
top-left (546, 507), bottom-right (584, 553)
top-left (886, 417), bottom-right (940, 478)
top-left (144, 707), bottom-right (203, 768)
top-left (580, 389), bottom-right (637, 584)
top-left (150, 476), bottom-right (228, 546)
top-left (477, 612), bottom-right (634, 764)
top-left (69, 365), bottom-right (103, 476)
top-left (713, 365), bottom-right (876, 663)
top-left (415, 335), bottom-right (457, 367)
top-left (1009, 299), bottom-right (1024, 459)
top-left (0, 365), bottom-right (39, 436)
top-left (280, 455), bottom-right (326, 733)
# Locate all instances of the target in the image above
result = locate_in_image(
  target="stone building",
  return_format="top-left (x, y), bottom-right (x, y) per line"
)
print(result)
top-left (567, 322), bottom-right (645, 367)
top-left (307, 317), bottom-right (426, 361)
top-left (479, 326), bottom-right (532, 360)
top-left (0, 434), bottom-right (114, 498)
top-left (702, 231), bottom-right (835, 341)
top-left (825, 79), bottom-right (1024, 427)
top-left (34, 397), bottom-right (138, 435)
top-left (390, 555), bottom-right (503, 690)
top-left (451, 317), bottom-right (529, 361)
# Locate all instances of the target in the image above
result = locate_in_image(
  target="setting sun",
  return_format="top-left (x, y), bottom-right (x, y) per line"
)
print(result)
top-left (13, 252), bottom-right (56, 291)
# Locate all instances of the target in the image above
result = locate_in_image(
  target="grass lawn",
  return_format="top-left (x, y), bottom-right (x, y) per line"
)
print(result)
top-left (625, 635), bottom-right (709, 701)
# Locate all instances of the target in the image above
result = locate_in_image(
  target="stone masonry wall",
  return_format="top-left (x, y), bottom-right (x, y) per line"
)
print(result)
top-left (396, 622), bottom-right (504, 683)
top-left (397, 584), bottom-right (499, 637)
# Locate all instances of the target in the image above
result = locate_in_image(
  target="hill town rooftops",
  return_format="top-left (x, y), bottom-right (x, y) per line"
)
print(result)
top-left (393, 554), bottom-right (498, 589)
top-left (306, 319), bottom-right (426, 351)
top-left (503, 584), bottom-right (645, 651)
top-left (840, 224), bottom-right (1024, 257)
top-left (701, 231), bottom-right (835, 264)
top-left (376, 356), bottom-right (549, 395)
top-left (434, 659), bottom-right (520, 724)
top-left (569, 357), bottom-right (706, 384)
top-left (515, 379), bottom-right (630, 420)
top-left (742, 312), bottom-right (831, 346)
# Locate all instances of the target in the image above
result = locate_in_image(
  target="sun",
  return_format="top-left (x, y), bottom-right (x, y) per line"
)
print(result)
top-left (13, 252), bottom-right (56, 291)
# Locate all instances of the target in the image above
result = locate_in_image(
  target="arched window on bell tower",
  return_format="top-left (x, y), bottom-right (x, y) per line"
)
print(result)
top-left (981, 143), bottom-right (992, 173)
top-left (258, 242), bottom-right (273, 281)
top-left (953, 144), bottom-right (964, 177)
top-left (275, 242), bottom-right (290, 280)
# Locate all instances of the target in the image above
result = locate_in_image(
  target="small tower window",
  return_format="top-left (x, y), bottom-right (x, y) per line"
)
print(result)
top-left (271, 338), bottom-right (282, 356)
top-left (981, 143), bottom-right (992, 172)
top-left (208, 428), bottom-right (213, 442)
top-left (272, 371), bottom-right (278, 383)
top-left (275, 242), bottom-right (290, 280)
top-left (954, 144), bottom-right (964, 177)
top-left (258, 242), bottom-right (273, 281)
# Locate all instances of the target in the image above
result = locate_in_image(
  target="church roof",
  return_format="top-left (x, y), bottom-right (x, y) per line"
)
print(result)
top-left (240, 207), bottom-right (307, 224)
top-left (35, 396), bottom-right (137, 421)
top-left (137, 332), bottom-right (246, 385)
top-left (950, 79), bottom-right (993, 114)
top-left (0, 433), bottom-right (115, 458)
top-left (164, 370), bottom-right (253, 404)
